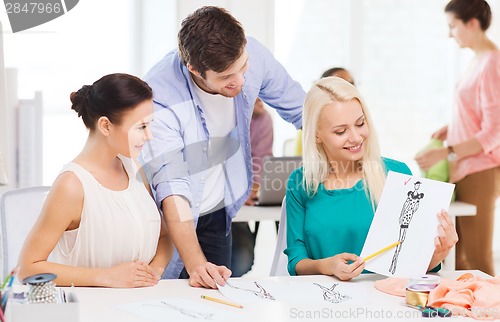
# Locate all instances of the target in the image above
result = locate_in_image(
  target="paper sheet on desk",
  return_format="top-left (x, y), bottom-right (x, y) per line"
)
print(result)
top-left (287, 280), bottom-right (371, 305)
top-left (116, 298), bottom-right (239, 321)
top-left (360, 171), bottom-right (455, 278)
top-left (218, 277), bottom-right (371, 305)
top-left (217, 279), bottom-right (287, 303)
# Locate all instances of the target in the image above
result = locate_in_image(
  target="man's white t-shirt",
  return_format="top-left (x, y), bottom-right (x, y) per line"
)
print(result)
top-left (192, 78), bottom-right (236, 214)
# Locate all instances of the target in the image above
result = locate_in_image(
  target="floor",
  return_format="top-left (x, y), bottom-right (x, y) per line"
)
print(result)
top-left (244, 221), bottom-right (500, 277)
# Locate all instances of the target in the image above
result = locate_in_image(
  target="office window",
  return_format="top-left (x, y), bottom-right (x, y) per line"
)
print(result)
top-left (2, 0), bottom-right (132, 184)
top-left (274, 0), bottom-right (470, 171)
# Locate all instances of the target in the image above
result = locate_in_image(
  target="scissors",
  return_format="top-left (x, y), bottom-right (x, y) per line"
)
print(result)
top-left (404, 303), bottom-right (452, 318)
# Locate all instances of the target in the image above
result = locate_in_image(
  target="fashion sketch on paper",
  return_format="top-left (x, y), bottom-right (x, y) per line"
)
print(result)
top-left (226, 281), bottom-right (276, 300)
top-left (313, 283), bottom-right (351, 303)
top-left (389, 181), bottom-right (425, 274)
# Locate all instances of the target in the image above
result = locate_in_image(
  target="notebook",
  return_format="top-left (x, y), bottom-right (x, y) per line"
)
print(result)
top-left (255, 156), bottom-right (302, 206)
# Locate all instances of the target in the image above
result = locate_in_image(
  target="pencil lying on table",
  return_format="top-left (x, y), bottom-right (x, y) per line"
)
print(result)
top-left (363, 241), bottom-right (400, 262)
top-left (201, 295), bottom-right (244, 308)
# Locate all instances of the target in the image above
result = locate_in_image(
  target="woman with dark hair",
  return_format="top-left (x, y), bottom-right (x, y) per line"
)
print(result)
top-left (320, 67), bottom-right (355, 86)
top-left (416, 0), bottom-right (500, 276)
top-left (18, 73), bottom-right (172, 287)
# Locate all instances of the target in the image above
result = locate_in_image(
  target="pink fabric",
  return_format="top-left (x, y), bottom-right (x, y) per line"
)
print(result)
top-left (374, 277), bottom-right (409, 297)
top-left (427, 276), bottom-right (500, 320)
top-left (447, 50), bottom-right (500, 183)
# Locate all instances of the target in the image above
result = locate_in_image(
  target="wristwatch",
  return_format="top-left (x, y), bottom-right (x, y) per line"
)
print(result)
top-left (447, 146), bottom-right (457, 162)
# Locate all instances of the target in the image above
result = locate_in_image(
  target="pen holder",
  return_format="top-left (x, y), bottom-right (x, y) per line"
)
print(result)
top-left (5, 289), bottom-right (79, 322)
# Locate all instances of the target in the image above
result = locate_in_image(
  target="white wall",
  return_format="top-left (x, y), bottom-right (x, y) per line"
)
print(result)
top-left (2, 1), bottom-right (499, 178)
top-left (129, 0), bottom-right (178, 77)
top-left (176, 0), bottom-right (274, 49)
top-left (1, 1), bottom-right (499, 254)
top-left (0, 22), bottom-right (8, 190)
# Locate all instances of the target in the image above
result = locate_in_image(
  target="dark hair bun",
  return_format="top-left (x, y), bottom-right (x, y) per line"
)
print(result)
top-left (70, 74), bottom-right (153, 130)
top-left (70, 85), bottom-right (92, 117)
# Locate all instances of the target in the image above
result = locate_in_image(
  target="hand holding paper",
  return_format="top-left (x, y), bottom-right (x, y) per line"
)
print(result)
top-left (360, 172), bottom-right (455, 277)
top-left (427, 210), bottom-right (458, 269)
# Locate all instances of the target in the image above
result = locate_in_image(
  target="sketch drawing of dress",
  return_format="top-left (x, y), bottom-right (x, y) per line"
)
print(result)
top-left (389, 181), bottom-right (424, 274)
top-left (313, 283), bottom-right (351, 303)
top-left (226, 281), bottom-right (276, 300)
top-left (143, 301), bottom-right (214, 320)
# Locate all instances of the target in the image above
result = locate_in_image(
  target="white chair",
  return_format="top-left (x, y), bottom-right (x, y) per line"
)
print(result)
top-left (0, 186), bottom-right (50, 278)
top-left (270, 197), bottom-right (290, 276)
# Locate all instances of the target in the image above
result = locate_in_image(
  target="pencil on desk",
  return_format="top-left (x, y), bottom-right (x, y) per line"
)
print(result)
top-left (201, 295), bottom-right (244, 308)
top-left (363, 241), bottom-right (400, 262)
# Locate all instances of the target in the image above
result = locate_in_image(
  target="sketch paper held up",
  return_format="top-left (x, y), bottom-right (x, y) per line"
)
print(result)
top-left (360, 171), bottom-right (455, 278)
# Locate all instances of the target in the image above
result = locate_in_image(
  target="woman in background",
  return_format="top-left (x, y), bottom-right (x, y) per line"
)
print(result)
top-left (286, 77), bottom-right (458, 280)
top-left (18, 73), bottom-right (172, 287)
top-left (416, 0), bottom-right (500, 276)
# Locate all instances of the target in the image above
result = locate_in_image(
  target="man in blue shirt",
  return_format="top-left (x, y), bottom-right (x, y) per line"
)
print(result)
top-left (141, 6), bottom-right (305, 288)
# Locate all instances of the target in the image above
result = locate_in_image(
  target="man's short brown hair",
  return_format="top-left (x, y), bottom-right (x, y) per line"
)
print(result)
top-left (178, 6), bottom-right (247, 78)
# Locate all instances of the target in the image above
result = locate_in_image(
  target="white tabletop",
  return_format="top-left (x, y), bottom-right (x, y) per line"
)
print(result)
top-left (67, 270), bottom-right (489, 322)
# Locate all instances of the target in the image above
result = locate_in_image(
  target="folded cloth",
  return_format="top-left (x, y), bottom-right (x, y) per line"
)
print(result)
top-left (427, 275), bottom-right (500, 320)
top-left (374, 277), bottom-right (408, 297)
top-left (418, 138), bottom-right (450, 182)
top-left (417, 138), bottom-right (456, 201)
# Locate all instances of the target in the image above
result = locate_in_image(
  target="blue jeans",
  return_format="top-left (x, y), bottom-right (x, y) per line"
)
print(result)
top-left (179, 206), bottom-right (232, 279)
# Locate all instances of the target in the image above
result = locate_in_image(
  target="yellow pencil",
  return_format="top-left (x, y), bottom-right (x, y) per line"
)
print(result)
top-left (363, 241), bottom-right (400, 262)
top-left (201, 295), bottom-right (244, 309)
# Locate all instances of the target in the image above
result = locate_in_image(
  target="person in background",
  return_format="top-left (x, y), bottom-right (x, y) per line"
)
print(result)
top-left (286, 77), bottom-right (458, 280)
top-left (231, 97), bottom-right (274, 277)
top-left (320, 67), bottom-right (356, 85)
top-left (415, 0), bottom-right (500, 276)
top-left (142, 6), bottom-right (305, 288)
top-left (294, 67), bottom-right (355, 156)
top-left (18, 73), bottom-right (172, 287)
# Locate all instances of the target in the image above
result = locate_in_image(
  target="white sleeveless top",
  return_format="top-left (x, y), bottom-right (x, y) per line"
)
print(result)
top-left (52, 155), bottom-right (161, 268)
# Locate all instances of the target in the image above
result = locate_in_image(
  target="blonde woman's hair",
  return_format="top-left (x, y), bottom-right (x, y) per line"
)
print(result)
top-left (302, 77), bottom-right (386, 209)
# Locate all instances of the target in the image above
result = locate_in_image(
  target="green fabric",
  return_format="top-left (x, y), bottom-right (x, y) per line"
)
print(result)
top-left (285, 158), bottom-right (412, 276)
top-left (419, 139), bottom-right (449, 182)
top-left (418, 138), bottom-right (454, 201)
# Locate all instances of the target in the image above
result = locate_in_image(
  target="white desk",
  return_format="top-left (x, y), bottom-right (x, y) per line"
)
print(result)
top-left (235, 201), bottom-right (476, 222)
top-left (234, 202), bottom-right (477, 271)
top-left (233, 205), bottom-right (281, 222)
top-left (66, 270), bottom-right (488, 322)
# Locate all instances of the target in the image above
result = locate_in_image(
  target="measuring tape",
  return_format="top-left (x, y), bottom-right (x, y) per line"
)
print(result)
top-left (409, 275), bottom-right (440, 287)
top-left (405, 275), bottom-right (440, 307)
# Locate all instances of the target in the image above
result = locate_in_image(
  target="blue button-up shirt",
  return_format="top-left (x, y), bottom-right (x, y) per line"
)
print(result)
top-left (141, 37), bottom-right (305, 278)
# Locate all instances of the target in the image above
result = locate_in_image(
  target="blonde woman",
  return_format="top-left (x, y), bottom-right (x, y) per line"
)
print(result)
top-left (285, 77), bottom-right (458, 280)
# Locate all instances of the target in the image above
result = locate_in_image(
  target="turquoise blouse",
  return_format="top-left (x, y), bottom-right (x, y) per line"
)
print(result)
top-left (284, 158), bottom-right (412, 276)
